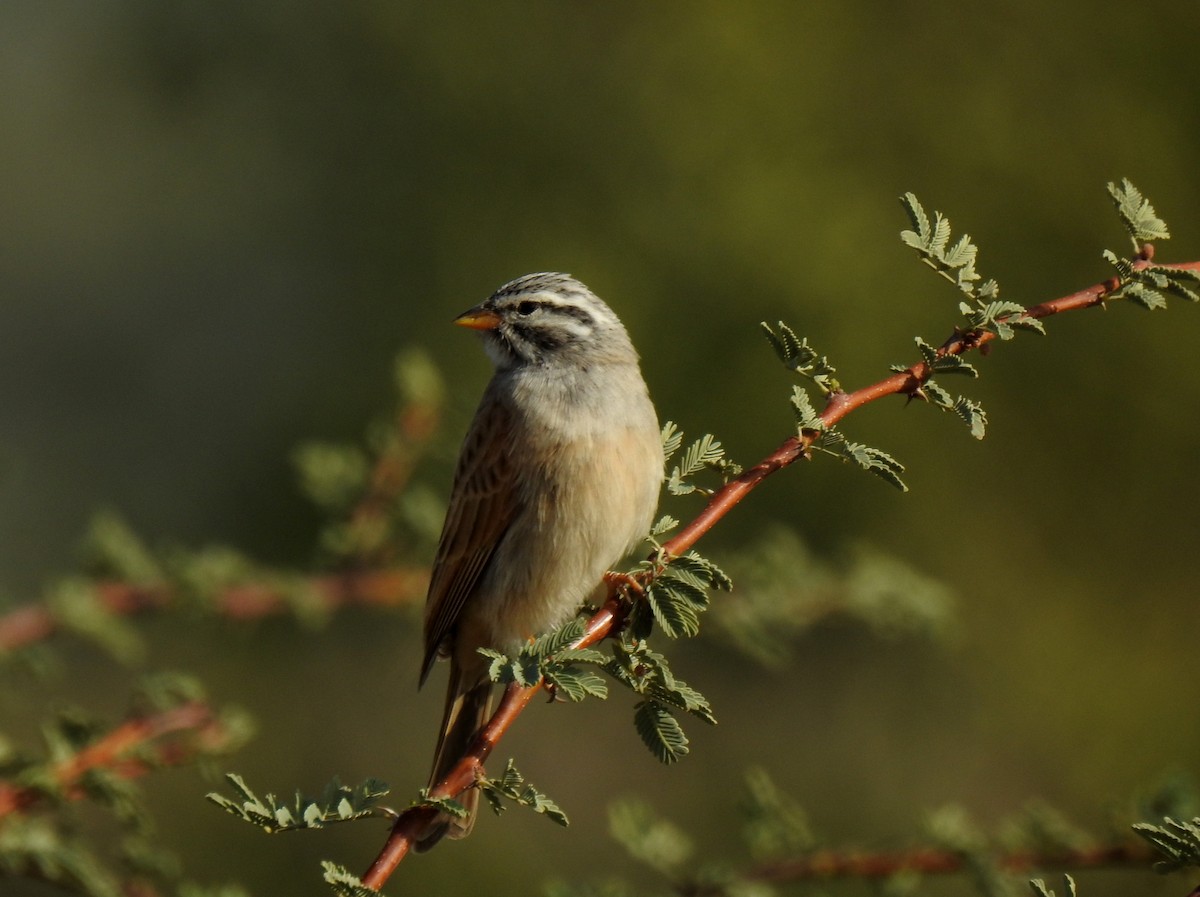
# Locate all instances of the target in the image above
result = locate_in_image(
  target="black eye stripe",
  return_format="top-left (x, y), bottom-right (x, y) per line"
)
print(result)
top-left (501, 296), bottom-right (595, 327)
top-left (511, 322), bottom-right (565, 352)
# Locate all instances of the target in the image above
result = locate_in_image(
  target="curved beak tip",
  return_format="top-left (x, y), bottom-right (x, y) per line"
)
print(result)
top-left (453, 308), bottom-right (502, 331)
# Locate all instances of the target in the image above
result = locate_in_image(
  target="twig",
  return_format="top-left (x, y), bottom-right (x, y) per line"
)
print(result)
top-left (346, 391), bottom-right (442, 566)
top-left (360, 253), bottom-right (1200, 889)
top-left (673, 841), bottom-right (1160, 896)
top-left (0, 567), bottom-right (429, 654)
top-left (360, 598), bottom-right (621, 884)
top-left (743, 841), bottom-right (1156, 885)
top-left (0, 380), bottom-right (441, 654)
top-left (0, 701), bottom-right (233, 818)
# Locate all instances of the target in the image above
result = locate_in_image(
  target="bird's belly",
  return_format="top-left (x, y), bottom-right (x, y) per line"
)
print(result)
top-left (466, 423), bottom-right (659, 651)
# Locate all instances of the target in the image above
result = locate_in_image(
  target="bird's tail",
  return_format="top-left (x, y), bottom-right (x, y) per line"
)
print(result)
top-left (413, 657), bottom-right (493, 852)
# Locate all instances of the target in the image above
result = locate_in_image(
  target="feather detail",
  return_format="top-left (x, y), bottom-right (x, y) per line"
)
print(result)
top-left (420, 391), bottom-right (520, 684)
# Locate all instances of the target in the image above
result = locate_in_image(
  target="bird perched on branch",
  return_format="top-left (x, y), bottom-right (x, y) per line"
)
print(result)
top-left (416, 273), bottom-right (663, 849)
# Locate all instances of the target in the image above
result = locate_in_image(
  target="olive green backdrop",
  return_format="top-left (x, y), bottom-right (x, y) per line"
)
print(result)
top-left (2, 2), bottom-right (1198, 895)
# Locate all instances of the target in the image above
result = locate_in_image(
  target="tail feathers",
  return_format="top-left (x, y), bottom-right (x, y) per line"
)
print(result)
top-left (414, 660), bottom-right (493, 852)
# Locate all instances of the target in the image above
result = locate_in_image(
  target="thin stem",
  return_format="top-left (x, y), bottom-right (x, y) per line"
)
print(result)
top-left (0, 567), bottom-right (428, 653)
top-left (745, 842), bottom-right (1155, 884)
top-left (0, 701), bottom-right (231, 818)
top-left (346, 392), bottom-right (442, 566)
top-left (673, 841), bottom-right (1158, 896)
top-left (360, 598), bottom-right (620, 886)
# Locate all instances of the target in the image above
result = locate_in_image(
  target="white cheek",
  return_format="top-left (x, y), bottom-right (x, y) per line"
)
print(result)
top-left (481, 333), bottom-right (518, 368)
top-left (557, 319), bottom-right (593, 342)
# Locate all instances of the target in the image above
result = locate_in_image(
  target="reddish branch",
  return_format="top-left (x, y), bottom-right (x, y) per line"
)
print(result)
top-left (0, 383), bottom-right (441, 654)
top-left (0, 700), bottom-right (233, 818)
top-left (347, 387), bottom-right (442, 566)
top-left (0, 567), bottom-right (429, 654)
top-left (360, 253), bottom-right (1200, 889)
top-left (742, 842), bottom-right (1156, 886)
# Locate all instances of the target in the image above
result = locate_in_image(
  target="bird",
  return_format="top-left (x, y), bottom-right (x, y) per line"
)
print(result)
top-left (415, 272), bottom-right (663, 850)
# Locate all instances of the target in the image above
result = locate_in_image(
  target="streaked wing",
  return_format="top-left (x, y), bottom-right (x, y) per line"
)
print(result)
top-left (420, 392), bottom-right (519, 683)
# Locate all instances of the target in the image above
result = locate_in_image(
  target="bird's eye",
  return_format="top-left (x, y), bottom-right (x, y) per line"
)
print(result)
top-left (516, 300), bottom-right (538, 316)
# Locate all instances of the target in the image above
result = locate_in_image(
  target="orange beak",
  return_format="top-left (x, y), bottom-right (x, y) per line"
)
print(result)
top-left (453, 307), bottom-right (502, 330)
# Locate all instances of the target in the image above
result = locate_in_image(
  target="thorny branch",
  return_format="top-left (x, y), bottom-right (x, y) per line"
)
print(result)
top-left (0, 567), bottom-right (429, 654)
top-left (674, 841), bottom-right (1157, 896)
top-left (0, 701), bottom-right (235, 819)
top-left (359, 251), bottom-right (1200, 888)
top-left (0, 365), bottom-right (441, 653)
top-left (2, 245), bottom-right (1196, 890)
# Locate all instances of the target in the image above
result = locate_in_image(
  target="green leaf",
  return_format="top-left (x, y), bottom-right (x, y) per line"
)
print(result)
top-left (478, 615), bottom-right (615, 698)
top-left (918, 380), bottom-right (988, 440)
top-left (741, 767), bottom-right (813, 861)
top-left (660, 421), bottom-right (683, 462)
top-left (790, 385), bottom-right (821, 431)
top-left (667, 550), bottom-right (734, 592)
top-left (899, 192), bottom-right (931, 245)
top-left (923, 380), bottom-right (954, 407)
top-left (817, 435), bottom-right (908, 492)
top-left (899, 193), bottom-right (981, 293)
top-left (555, 646), bottom-right (610, 665)
top-left (608, 798), bottom-right (693, 874)
top-left (760, 319), bottom-right (801, 367)
top-left (292, 443), bottom-right (371, 513)
top-left (601, 636), bottom-right (716, 730)
top-left (645, 584), bottom-right (701, 638)
top-left (649, 676), bottom-right (716, 726)
top-left (207, 774), bottom-right (390, 833)
top-left (545, 667), bottom-right (609, 702)
top-left (634, 701), bottom-right (689, 764)
top-left (0, 817), bottom-right (124, 897)
top-left (649, 515), bottom-right (680, 537)
top-left (915, 336), bottom-right (939, 368)
top-left (953, 396), bottom-right (988, 439)
top-left (930, 212), bottom-right (952, 257)
top-left (916, 339), bottom-right (979, 377)
top-left (392, 347), bottom-right (445, 408)
top-left (478, 646), bottom-right (541, 687)
top-left (322, 861), bottom-right (386, 897)
top-left (1124, 282), bottom-right (1168, 311)
top-left (761, 322), bottom-right (839, 391)
top-left (1107, 178), bottom-right (1170, 246)
top-left (478, 759), bottom-right (569, 827)
top-left (1102, 248), bottom-right (1135, 280)
top-left (528, 618), bottom-right (587, 659)
top-left (667, 434), bottom-right (727, 496)
top-left (46, 578), bottom-right (143, 664)
top-left (626, 598), bottom-right (655, 642)
top-left (901, 193), bottom-right (1047, 350)
top-left (1132, 816), bottom-right (1200, 872)
top-left (1147, 267), bottom-right (1200, 302)
top-left (674, 434), bottom-right (725, 479)
top-left (415, 790), bottom-right (469, 819)
top-left (657, 572), bottom-right (710, 611)
top-left (82, 511), bottom-right (164, 585)
top-left (1029, 875), bottom-right (1077, 897)
top-left (637, 547), bottom-right (731, 640)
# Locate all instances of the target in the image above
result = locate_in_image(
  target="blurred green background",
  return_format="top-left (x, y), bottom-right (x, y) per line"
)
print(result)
top-left (3, 2), bottom-right (1199, 895)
